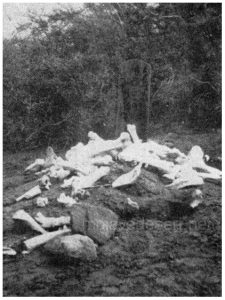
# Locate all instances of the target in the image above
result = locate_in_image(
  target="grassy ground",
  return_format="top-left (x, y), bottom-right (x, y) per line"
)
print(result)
top-left (3, 130), bottom-right (221, 296)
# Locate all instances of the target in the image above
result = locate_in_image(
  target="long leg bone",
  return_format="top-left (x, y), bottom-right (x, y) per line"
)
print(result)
top-left (35, 212), bottom-right (71, 228)
top-left (24, 227), bottom-right (71, 252)
top-left (13, 210), bottom-right (46, 234)
top-left (16, 185), bottom-right (42, 202)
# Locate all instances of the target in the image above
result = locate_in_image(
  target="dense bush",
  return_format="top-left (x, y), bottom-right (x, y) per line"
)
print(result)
top-left (3, 3), bottom-right (221, 151)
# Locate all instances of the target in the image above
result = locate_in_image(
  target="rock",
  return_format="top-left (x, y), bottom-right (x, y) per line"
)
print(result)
top-left (70, 204), bottom-right (118, 244)
top-left (44, 234), bottom-right (97, 261)
top-left (87, 205), bottom-right (118, 244)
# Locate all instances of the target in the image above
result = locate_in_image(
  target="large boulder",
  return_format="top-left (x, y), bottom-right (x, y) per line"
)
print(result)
top-left (44, 234), bottom-right (97, 261)
top-left (70, 204), bottom-right (118, 244)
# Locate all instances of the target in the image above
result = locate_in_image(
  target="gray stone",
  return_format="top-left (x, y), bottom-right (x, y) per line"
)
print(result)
top-left (44, 234), bottom-right (97, 261)
top-left (70, 204), bottom-right (118, 244)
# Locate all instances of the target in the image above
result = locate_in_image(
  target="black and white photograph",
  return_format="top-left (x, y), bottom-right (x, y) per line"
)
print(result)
top-left (3, 2), bottom-right (222, 296)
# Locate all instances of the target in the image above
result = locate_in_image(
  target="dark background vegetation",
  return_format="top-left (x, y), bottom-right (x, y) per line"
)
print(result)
top-left (3, 3), bottom-right (221, 152)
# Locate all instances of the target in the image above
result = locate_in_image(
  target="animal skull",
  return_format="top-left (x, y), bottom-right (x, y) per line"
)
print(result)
top-left (38, 175), bottom-right (51, 190)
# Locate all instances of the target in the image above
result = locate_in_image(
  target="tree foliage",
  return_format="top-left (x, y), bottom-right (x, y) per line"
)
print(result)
top-left (3, 3), bottom-right (221, 151)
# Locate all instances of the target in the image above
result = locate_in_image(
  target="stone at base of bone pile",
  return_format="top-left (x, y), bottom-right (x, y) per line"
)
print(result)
top-left (35, 212), bottom-right (71, 228)
top-left (16, 185), bottom-right (42, 202)
top-left (24, 228), bottom-right (71, 252)
top-left (112, 163), bottom-right (142, 188)
top-left (72, 167), bottom-right (110, 196)
top-left (13, 210), bottom-right (46, 234)
top-left (127, 124), bottom-right (142, 143)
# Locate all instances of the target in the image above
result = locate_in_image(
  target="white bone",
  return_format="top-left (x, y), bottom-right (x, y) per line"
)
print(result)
top-left (36, 197), bottom-right (48, 207)
top-left (38, 175), bottom-right (51, 190)
top-left (57, 193), bottom-right (77, 207)
top-left (85, 132), bottom-right (131, 158)
top-left (35, 212), bottom-right (71, 228)
top-left (3, 247), bottom-right (17, 256)
top-left (61, 176), bottom-right (77, 188)
top-left (24, 227), bottom-right (71, 252)
top-left (166, 165), bottom-right (204, 189)
top-left (90, 155), bottom-right (113, 166)
top-left (25, 158), bottom-right (45, 172)
top-left (127, 198), bottom-right (139, 209)
top-left (188, 146), bottom-right (221, 177)
top-left (112, 163), bottom-right (142, 188)
top-left (49, 166), bottom-right (70, 180)
top-left (13, 210), bottom-right (46, 234)
top-left (71, 167), bottom-right (110, 196)
top-left (127, 124), bottom-right (141, 143)
top-left (190, 189), bottom-right (203, 208)
top-left (16, 185), bottom-right (42, 202)
top-left (118, 143), bottom-right (174, 173)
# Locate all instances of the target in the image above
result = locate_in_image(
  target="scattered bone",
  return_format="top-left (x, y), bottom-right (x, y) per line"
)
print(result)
top-left (38, 175), bottom-right (51, 190)
top-left (3, 247), bottom-right (17, 256)
top-left (57, 193), bottom-right (77, 207)
top-left (112, 163), bottom-right (142, 188)
top-left (35, 212), bottom-right (71, 228)
top-left (25, 158), bottom-right (45, 172)
top-left (13, 210), bottom-right (46, 234)
top-left (190, 189), bottom-right (203, 208)
top-left (16, 185), bottom-right (42, 202)
top-left (71, 167), bottom-right (110, 196)
top-left (127, 198), bottom-right (139, 210)
top-left (24, 227), bottom-right (71, 252)
top-left (36, 197), bottom-right (48, 207)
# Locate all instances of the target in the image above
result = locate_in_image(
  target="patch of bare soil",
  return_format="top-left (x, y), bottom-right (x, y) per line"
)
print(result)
top-left (3, 131), bottom-right (221, 296)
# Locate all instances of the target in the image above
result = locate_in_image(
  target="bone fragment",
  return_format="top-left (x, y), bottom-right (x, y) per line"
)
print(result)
top-left (36, 197), bottom-right (48, 207)
top-left (35, 212), bottom-right (71, 228)
top-left (57, 193), bottom-right (77, 207)
top-left (25, 158), bottom-right (45, 172)
top-left (112, 163), bottom-right (142, 188)
top-left (3, 247), bottom-right (17, 256)
top-left (72, 167), bottom-right (110, 196)
top-left (127, 124), bottom-right (142, 143)
top-left (49, 166), bottom-right (70, 180)
top-left (127, 198), bottom-right (139, 209)
top-left (24, 228), bottom-right (71, 252)
top-left (13, 210), bottom-right (46, 234)
top-left (16, 185), bottom-right (42, 202)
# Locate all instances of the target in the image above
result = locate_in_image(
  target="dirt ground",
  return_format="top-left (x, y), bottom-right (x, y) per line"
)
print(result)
top-left (3, 130), bottom-right (221, 296)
